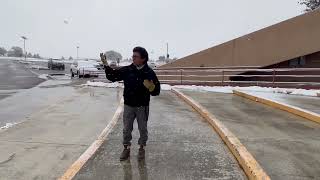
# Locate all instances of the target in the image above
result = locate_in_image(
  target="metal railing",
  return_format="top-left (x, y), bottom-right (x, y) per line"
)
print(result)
top-left (155, 67), bottom-right (320, 88)
top-left (77, 66), bottom-right (320, 88)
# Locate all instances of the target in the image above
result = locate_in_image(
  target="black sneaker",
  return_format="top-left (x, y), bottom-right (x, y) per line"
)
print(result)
top-left (138, 147), bottom-right (145, 161)
top-left (120, 148), bottom-right (130, 161)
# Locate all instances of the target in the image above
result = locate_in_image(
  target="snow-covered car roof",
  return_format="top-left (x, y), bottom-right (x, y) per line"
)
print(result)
top-left (77, 60), bottom-right (100, 68)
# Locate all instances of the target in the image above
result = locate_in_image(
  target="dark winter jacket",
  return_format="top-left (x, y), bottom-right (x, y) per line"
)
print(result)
top-left (104, 63), bottom-right (160, 107)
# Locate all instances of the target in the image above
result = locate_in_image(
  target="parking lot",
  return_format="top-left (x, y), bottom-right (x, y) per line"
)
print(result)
top-left (0, 58), bottom-right (103, 100)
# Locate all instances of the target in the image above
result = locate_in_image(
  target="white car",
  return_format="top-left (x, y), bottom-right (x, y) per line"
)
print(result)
top-left (109, 61), bottom-right (117, 68)
top-left (70, 60), bottom-right (101, 77)
top-left (149, 62), bottom-right (156, 69)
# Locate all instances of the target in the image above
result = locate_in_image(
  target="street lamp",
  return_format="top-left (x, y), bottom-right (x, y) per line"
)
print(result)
top-left (21, 36), bottom-right (28, 61)
top-left (76, 46), bottom-right (79, 59)
top-left (166, 42), bottom-right (169, 59)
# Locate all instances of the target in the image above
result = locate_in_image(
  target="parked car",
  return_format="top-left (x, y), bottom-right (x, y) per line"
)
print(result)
top-left (70, 60), bottom-right (101, 77)
top-left (109, 61), bottom-right (117, 68)
top-left (48, 59), bottom-right (65, 70)
top-left (149, 62), bottom-right (156, 69)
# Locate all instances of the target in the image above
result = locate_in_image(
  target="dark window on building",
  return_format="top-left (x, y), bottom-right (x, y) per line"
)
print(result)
top-left (289, 59), bottom-right (299, 67)
top-left (299, 56), bottom-right (306, 65)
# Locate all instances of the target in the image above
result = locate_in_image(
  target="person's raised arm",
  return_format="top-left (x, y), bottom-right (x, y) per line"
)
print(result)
top-left (100, 53), bottom-right (124, 82)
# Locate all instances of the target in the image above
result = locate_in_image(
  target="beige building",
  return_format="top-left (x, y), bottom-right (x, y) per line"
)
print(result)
top-left (161, 9), bottom-right (320, 69)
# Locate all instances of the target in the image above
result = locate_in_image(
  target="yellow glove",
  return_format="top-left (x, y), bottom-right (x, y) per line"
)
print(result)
top-left (143, 80), bottom-right (155, 92)
top-left (99, 53), bottom-right (108, 65)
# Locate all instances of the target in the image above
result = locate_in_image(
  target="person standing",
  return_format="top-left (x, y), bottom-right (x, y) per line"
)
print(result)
top-left (100, 47), bottom-right (160, 161)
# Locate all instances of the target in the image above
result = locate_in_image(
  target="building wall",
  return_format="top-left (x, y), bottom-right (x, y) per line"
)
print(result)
top-left (161, 9), bottom-right (320, 68)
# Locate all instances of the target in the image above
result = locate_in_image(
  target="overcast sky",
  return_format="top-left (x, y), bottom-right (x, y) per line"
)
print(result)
top-left (1, 0), bottom-right (305, 60)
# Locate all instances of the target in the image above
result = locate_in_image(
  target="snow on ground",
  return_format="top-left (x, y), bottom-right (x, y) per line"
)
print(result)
top-left (0, 57), bottom-right (73, 63)
top-left (0, 57), bottom-right (23, 60)
top-left (30, 65), bottom-right (49, 70)
top-left (83, 81), bottom-right (124, 88)
top-left (83, 81), bottom-right (320, 97)
top-left (0, 122), bottom-right (18, 130)
top-left (0, 57), bottom-right (49, 62)
top-left (38, 74), bottom-right (49, 80)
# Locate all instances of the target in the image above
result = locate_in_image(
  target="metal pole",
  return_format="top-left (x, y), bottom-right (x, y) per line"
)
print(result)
top-left (23, 39), bottom-right (26, 61)
top-left (76, 46), bottom-right (79, 59)
top-left (272, 69), bottom-right (276, 88)
top-left (21, 36), bottom-right (27, 61)
top-left (180, 69), bottom-right (183, 85)
top-left (166, 43), bottom-right (169, 59)
top-left (222, 70), bottom-right (225, 86)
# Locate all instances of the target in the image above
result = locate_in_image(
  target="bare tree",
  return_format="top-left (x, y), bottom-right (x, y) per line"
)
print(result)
top-left (33, 54), bottom-right (41, 59)
top-left (105, 50), bottom-right (122, 61)
top-left (0, 47), bottom-right (7, 56)
top-left (7, 46), bottom-right (23, 57)
top-left (299, 0), bottom-right (320, 12)
top-left (158, 56), bottom-right (165, 61)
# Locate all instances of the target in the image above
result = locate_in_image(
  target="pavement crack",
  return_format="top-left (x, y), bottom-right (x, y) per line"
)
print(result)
top-left (0, 140), bottom-right (90, 147)
top-left (0, 153), bottom-right (15, 165)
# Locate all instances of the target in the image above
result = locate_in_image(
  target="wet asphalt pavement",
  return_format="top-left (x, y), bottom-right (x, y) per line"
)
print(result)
top-left (0, 58), bottom-right (72, 101)
top-left (0, 59), bottom-right (44, 93)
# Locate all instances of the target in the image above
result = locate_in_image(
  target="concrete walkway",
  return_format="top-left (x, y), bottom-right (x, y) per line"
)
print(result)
top-left (182, 90), bottom-right (320, 180)
top-left (0, 85), bottom-right (122, 180)
top-left (74, 91), bottom-right (246, 180)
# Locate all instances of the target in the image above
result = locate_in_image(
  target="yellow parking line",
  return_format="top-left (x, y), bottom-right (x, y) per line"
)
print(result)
top-left (233, 90), bottom-right (320, 124)
top-left (58, 98), bottom-right (124, 180)
top-left (172, 88), bottom-right (270, 180)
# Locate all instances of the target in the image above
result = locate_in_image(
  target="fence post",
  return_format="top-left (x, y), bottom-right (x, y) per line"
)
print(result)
top-left (180, 69), bottom-right (183, 85)
top-left (222, 70), bottom-right (225, 86)
top-left (272, 69), bottom-right (275, 88)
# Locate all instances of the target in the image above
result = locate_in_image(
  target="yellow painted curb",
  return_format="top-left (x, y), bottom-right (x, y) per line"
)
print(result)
top-left (58, 98), bottom-right (124, 180)
top-left (172, 88), bottom-right (270, 180)
top-left (233, 90), bottom-right (320, 124)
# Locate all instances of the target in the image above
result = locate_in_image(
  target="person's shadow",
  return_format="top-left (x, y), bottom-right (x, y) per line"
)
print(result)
top-left (121, 159), bottom-right (132, 180)
top-left (121, 159), bottom-right (148, 180)
top-left (138, 159), bottom-right (148, 180)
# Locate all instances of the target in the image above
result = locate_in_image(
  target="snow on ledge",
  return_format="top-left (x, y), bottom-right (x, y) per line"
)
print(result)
top-left (83, 81), bottom-right (320, 97)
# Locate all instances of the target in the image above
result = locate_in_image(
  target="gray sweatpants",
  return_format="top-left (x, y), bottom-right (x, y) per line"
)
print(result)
top-left (123, 105), bottom-right (149, 146)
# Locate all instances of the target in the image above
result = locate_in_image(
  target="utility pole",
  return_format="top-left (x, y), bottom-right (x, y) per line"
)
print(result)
top-left (76, 46), bottom-right (79, 59)
top-left (166, 42), bottom-right (169, 59)
top-left (21, 36), bottom-right (28, 61)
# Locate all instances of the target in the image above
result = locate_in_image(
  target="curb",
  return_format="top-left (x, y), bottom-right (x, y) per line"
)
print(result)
top-left (233, 90), bottom-right (320, 124)
top-left (172, 88), bottom-right (270, 180)
top-left (58, 98), bottom-right (124, 180)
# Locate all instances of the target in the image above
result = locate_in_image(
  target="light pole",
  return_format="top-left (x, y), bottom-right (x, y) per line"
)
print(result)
top-left (166, 42), bottom-right (169, 59)
top-left (21, 36), bottom-right (28, 61)
top-left (76, 46), bottom-right (79, 59)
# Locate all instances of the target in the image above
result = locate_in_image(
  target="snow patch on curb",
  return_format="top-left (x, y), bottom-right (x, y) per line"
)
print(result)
top-left (38, 74), bottom-right (49, 80)
top-left (0, 122), bottom-right (18, 130)
top-left (83, 81), bottom-right (124, 88)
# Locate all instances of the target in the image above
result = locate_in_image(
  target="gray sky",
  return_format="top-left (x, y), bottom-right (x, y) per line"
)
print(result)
top-left (1, 0), bottom-right (305, 60)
